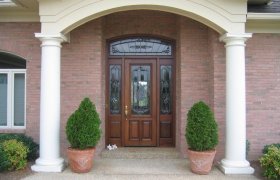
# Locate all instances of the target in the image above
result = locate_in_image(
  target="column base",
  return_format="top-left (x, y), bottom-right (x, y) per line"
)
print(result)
top-left (31, 157), bottom-right (65, 172)
top-left (218, 159), bottom-right (255, 174)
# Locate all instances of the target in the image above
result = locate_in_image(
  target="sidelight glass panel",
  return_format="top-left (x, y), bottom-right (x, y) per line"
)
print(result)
top-left (0, 74), bottom-right (8, 126)
top-left (109, 65), bottom-right (121, 114)
top-left (131, 65), bottom-right (151, 115)
top-left (160, 65), bottom-right (172, 114)
top-left (14, 73), bottom-right (25, 126)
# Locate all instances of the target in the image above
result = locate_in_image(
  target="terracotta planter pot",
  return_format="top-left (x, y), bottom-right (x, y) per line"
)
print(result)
top-left (67, 147), bottom-right (95, 173)
top-left (187, 149), bottom-right (216, 175)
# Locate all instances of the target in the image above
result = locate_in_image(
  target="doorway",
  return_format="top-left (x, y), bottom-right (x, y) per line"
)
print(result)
top-left (106, 37), bottom-right (175, 147)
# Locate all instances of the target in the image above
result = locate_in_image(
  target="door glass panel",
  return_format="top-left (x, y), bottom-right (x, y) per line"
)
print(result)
top-left (109, 65), bottom-right (121, 114)
top-left (160, 65), bottom-right (172, 114)
top-left (131, 65), bottom-right (150, 115)
top-left (14, 73), bottom-right (25, 126)
top-left (0, 74), bottom-right (8, 126)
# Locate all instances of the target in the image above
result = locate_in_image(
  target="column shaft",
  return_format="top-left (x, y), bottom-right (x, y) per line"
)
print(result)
top-left (31, 34), bottom-right (67, 172)
top-left (219, 33), bottom-right (254, 174)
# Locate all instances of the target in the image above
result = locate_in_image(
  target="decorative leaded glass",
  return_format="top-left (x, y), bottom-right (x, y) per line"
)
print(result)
top-left (109, 65), bottom-right (121, 114)
top-left (110, 38), bottom-right (172, 56)
top-left (160, 65), bottom-right (172, 114)
top-left (131, 65), bottom-right (151, 115)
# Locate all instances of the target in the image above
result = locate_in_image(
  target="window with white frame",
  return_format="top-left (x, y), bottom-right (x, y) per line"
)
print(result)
top-left (0, 52), bottom-right (26, 128)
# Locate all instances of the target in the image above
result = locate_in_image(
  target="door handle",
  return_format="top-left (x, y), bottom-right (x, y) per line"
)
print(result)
top-left (125, 105), bottom-right (128, 120)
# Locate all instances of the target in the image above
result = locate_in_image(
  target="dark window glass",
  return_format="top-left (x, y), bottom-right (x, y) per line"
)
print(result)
top-left (109, 65), bottom-right (121, 114)
top-left (131, 65), bottom-right (151, 115)
top-left (110, 38), bottom-right (172, 56)
top-left (0, 74), bottom-right (8, 126)
top-left (0, 52), bottom-right (26, 69)
top-left (14, 73), bottom-right (25, 126)
top-left (160, 65), bottom-right (172, 114)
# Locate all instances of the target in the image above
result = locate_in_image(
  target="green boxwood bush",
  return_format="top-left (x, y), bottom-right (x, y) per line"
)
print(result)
top-left (0, 143), bottom-right (11, 172)
top-left (0, 133), bottom-right (39, 161)
top-left (263, 143), bottom-right (280, 154)
top-left (66, 97), bottom-right (102, 150)
top-left (259, 146), bottom-right (280, 180)
top-left (2, 139), bottom-right (29, 171)
top-left (185, 101), bottom-right (218, 151)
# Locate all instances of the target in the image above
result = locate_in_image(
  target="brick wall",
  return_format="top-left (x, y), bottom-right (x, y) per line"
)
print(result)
top-left (246, 34), bottom-right (280, 160)
top-left (208, 29), bottom-right (226, 160)
top-left (178, 17), bottom-right (213, 158)
top-left (104, 10), bottom-right (177, 39)
top-left (60, 19), bottom-right (105, 157)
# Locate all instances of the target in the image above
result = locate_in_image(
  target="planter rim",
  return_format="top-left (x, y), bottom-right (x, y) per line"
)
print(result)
top-left (187, 148), bottom-right (216, 153)
top-left (67, 147), bottom-right (96, 152)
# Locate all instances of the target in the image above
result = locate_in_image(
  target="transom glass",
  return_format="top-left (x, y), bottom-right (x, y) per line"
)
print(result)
top-left (110, 38), bottom-right (172, 56)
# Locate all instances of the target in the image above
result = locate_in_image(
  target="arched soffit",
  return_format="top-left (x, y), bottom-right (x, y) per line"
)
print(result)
top-left (40, 0), bottom-right (247, 35)
top-left (0, 51), bottom-right (26, 69)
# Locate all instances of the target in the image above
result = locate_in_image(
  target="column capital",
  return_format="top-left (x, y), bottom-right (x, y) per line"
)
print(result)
top-left (35, 33), bottom-right (69, 47)
top-left (219, 33), bottom-right (252, 47)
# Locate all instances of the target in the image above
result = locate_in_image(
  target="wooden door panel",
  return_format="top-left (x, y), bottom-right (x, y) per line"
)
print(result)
top-left (110, 121), bottom-right (121, 138)
top-left (160, 121), bottom-right (172, 138)
top-left (129, 121), bottom-right (140, 140)
top-left (124, 59), bottom-right (157, 146)
top-left (142, 120), bottom-right (152, 139)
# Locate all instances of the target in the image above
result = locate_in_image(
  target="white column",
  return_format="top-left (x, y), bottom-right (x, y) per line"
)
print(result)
top-left (31, 34), bottom-right (67, 172)
top-left (219, 33), bottom-right (254, 174)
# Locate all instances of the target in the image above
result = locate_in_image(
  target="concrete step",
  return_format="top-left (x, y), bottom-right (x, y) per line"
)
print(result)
top-left (24, 159), bottom-right (258, 180)
top-left (101, 147), bottom-right (180, 159)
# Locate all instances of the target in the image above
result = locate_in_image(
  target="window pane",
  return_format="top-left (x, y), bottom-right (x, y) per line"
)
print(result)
top-left (0, 74), bottom-right (8, 126)
top-left (14, 73), bottom-right (25, 126)
top-left (110, 38), bottom-right (172, 56)
top-left (131, 65), bottom-right (151, 115)
top-left (160, 65), bottom-right (172, 114)
top-left (109, 65), bottom-right (121, 114)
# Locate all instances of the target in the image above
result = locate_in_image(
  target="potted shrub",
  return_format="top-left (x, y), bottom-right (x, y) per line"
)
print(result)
top-left (66, 97), bottom-right (101, 173)
top-left (185, 101), bottom-right (218, 175)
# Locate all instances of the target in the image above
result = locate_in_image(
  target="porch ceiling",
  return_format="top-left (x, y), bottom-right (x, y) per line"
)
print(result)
top-left (0, 0), bottom-right (39, 22)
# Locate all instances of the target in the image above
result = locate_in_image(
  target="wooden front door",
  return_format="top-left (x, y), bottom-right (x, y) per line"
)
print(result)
top-left (106, 37), bottom-right (175, 147)
top-left (124, 59), bottom-right (157, 146)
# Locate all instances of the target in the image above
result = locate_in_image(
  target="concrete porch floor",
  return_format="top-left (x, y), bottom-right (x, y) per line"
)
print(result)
top-left (23, 148), bottom-right (258, 180)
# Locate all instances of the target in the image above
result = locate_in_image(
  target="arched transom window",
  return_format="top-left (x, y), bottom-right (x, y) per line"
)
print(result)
top-left (109, 37), bottom-right (172, 56)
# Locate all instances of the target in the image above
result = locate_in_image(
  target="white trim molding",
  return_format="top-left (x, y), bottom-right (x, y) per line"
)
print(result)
top-left (247, 13), bottom-right (280, 20)
top-left (38, 0), bottom-right (248, 34)
top-left (0, 12), bottom-right (39, 22)
top-left (35, 33), bottom-right (69, 43)
top-left (0, 0), bottom-right (17, 7)
top-left (246, 13), bottom-right (280, 33)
